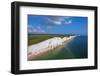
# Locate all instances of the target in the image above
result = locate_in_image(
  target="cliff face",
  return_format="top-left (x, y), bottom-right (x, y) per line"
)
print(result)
top-left (28, 36), bottom-right (76, 60)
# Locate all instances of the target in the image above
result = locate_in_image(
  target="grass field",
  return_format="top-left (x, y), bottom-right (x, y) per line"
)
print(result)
top-left (28, 34), bottom-right (72, 46)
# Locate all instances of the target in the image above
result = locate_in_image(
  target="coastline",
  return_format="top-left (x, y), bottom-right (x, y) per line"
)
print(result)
top-left (28, 36), bottom-right (76, 61)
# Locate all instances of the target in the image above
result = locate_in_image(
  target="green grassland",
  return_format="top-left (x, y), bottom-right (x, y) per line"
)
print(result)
top-left (28, 34), bottom-right (72, 46)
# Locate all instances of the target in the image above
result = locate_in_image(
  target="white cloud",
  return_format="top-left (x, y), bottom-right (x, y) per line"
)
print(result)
top-left (53, 21), bottom-right (62, 25)
top-left (37, 26), bottom-right (41, 29)
top-left (65, 20), bottom-right (72, 24)
top-left (28, 25), bottom-right (46, 33)
top-left (47, 16), bottom-right (72, 25)
top-left (47, 17), bottom-right (62, 25)
top-left (32, 29), bottom-right (37, 32)
top-left (41, 30), bottom-right (45, 33)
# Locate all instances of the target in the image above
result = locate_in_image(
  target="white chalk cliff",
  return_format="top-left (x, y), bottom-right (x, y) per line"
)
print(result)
top-left (28, 36), bottom-right (76, 59)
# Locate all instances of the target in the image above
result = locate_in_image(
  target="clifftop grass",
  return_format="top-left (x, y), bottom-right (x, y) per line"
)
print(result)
top-left (28, 34), bottom-right (71, 46)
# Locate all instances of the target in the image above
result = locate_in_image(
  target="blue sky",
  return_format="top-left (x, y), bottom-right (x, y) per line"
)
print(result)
top-left (28, 15), bottom-right (88, 35)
